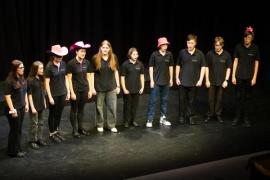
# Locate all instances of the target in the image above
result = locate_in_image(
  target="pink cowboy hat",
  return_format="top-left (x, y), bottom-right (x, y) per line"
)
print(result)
top-left (48, 45), bottom-right (68, 56)
top-left (157, 37), bottom-right (170, 48)
top-left (70, 41), bottom-right (91, 52)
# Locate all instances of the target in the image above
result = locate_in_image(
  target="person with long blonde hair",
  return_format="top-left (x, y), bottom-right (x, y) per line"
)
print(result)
top-left (90, 40), bottom-right (120, 133)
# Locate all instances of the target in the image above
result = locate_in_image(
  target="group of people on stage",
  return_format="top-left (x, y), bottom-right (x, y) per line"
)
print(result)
top-left (3, 26), bottom-right (260, 158)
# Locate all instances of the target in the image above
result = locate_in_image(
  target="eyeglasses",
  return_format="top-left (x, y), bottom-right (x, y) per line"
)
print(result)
top-left (18, 67), bottom-right (24, 69)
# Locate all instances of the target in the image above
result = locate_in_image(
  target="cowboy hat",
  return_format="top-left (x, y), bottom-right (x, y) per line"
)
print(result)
top-left (47, 45), bottom-right (68, 56)
top-left (69, 41), bottom-right (91, 52)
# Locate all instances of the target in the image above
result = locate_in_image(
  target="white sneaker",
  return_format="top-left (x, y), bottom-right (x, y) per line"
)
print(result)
top-left (146, 121), bottom-right (153, 128)
top-left (160, 116), bottom-right (171, 126)
top-left (111, 127), bottom-right (118, 133)
top-left (97, 127), bottom-right (104, 132)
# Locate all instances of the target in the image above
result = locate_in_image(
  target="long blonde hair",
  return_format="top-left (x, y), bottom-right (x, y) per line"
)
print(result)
top-left (94, 40), bottom-right (117, 71)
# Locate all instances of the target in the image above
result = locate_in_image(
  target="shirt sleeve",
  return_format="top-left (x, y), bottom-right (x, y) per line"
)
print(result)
top-left (176, 51), bottom-right (182, 66)
top-left (120, 62), bottom-right (127, 76)
top-left (255, 46), bottom-right (260, 61)
top-left (169, 52), bottom-right (174, 66)
top-left (200, 51), bottom-right (206, 67)
top-left (226, 52), bottom-right (232, 68)
top-left (66, 60), bottom-right (72, 74)
top-left (4, 80), bottom-right (13, 95)
top-left (233, 45), bottom-right (239, 58)
top-left (149, 53), bottom-right (155, 67)
top-left (140, 62), bottom-right (145, 74)
top-left (44, 64), bottom-right (51, 78)
top-left (27, 79), bottom-right (33, 95)
top-left (205, 51), bottom-right (211, 67)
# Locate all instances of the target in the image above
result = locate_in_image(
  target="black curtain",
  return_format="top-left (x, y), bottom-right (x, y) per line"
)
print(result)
top-left (0, 0), bottom-right (269, 88)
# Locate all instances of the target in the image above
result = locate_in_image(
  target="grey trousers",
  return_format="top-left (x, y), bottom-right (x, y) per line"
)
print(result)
top-left (29, 111), bottom-right (44, 142)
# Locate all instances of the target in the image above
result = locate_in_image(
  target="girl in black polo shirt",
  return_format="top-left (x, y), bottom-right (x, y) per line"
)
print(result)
top-left (45, 45), bottom-right (70, 142)
top-left (4, 60), bottom-right (29, 157)
top-left (27, 61), bottom-right (47, 150)
top-left (121, 47), bottom-right (145, 128)
top-left (90, 40), bottom-right (120, 133)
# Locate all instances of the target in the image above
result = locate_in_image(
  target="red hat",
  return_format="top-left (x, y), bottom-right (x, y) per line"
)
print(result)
top-left (157, 37), bottom-right (170, 48)
top-left (48, 45), bottom-right (68, 56)
top-left (70, 41), bottom-right (91, 52)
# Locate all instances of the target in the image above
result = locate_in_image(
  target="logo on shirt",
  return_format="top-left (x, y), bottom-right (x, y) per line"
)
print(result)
top-left (192, 59), bottom-right (199, 62)
top-left (248, 53), bottom-right (254, 57)
top-left (220, 59), bottom-right (226, 63)
top-left (165, 58), bottom-right (170, 62)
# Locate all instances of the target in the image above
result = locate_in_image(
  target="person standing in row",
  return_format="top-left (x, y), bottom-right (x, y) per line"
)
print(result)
top-left (91, 40), bottom-right (120, 133)
top-left (45, 45), bottom-right (70, 142)
top-left (176, 34), bottom-right (206, 125)
top-left (67, 41), bottom-right (92, 138)
top-left (231, 26), bottom-right (260, 127)
top-left (4, 60), bottom-right (29, 157)
top-left (121, 47), bottom-right (145, 128)
top-left (146, 37), bottom-right (174, 128)
top-left (204, 37), bottom-right (232, 123)
top-left (27, 61), bottom-right (47, 150)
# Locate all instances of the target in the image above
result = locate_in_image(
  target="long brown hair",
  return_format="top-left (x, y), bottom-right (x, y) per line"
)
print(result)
top-left (27, 61), bottom-right (44, 81)
top-left (6, 59), bottom-right (27, 88)
top-left (94, 40), bottom-right (117, 71)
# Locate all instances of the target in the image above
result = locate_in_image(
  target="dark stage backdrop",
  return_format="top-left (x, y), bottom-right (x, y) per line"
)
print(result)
top-left (0, 0), bottom-right (269, 85)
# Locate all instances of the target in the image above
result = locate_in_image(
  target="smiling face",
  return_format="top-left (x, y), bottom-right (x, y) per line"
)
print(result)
top-left (16, 64), bottom-right (25, 76)
top-left (37, 64), bottom-right (44, 76)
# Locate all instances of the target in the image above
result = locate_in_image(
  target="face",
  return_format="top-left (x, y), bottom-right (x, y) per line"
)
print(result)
top-left (37, 64), bottom-right (44, 76)
top-left (214, 42), bottom-right (223, 52)
top-left (17, 64), bottom-right (24, 76)
top-left (100, 44), bottom-right (110, 55)
top-left (130, 51), bottom-right (139, 61)
top-left (54, 55), bottom-right (63, 62)
top-left (187, 39), bottom-right (196, 51)
top-left (76, 49), bottom-right (86, 59)
top-left (159, 44), bottom-right (168, 51)
top-left (244, 34), bottom-right (253, 45)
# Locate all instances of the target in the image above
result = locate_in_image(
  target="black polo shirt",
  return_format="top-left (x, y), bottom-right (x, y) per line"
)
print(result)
top-left (234, 43), bottom-right (260, 79)
top-left (206, 50), bottom-right (232, 86)
top-left (176, 49), bottom-right (206, 87)
top-left (67, 58), bottom-right (91, 92)
top-left (27, 77), bottom-right (45, 112)
top-left (91, 54), bottom-right (119, 92)
top-left (44, 61), bottom-right (67, 97)
top-left (4, 78), bottom-right (27, 109)
top-left (149, 50), bottom-right (174, 86)
top-left (121, 59), bottom-right (144, 94)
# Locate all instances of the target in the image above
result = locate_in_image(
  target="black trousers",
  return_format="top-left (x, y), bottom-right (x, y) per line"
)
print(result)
top-left (207, 85), bottom-right (223, 117)
top-left (48, 95), bottom-right (66, 133)
top-left (179, 86), bottom-right (197, 119)
top-left (235, 79), bottom-right (252, 118)
top-left (123, 93), bottom-right (139, 123)
top-left (70, 90), bottom-right (88, 132)
top-left (5, 107), bottom-right (25, 155)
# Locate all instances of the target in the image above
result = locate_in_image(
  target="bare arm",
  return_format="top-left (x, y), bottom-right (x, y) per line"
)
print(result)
top-left (205, 67), bottom-right (210, 88)
top-left (86, 73), bottom-right (92, 98)
top-left (232, 58), bottom-right (238, 85)
top-left (44, 78), bottom-right (54, 105)
top-left (28, 94), bottom-right (36, 113)
top-left (114, 70), bottom-right (120, 94)
top-left (169, 66), bottom-right (173, 87)
top-left (196, 67), bottom-right (205, 87)
top-left (121, 76), bottom-right (129, 94)
top-left (149, 67), bottom-right (154, 88)
top-left (175, 65), bottom-right (181, 85)
top-left (251, 60), bottom-right (259, 86)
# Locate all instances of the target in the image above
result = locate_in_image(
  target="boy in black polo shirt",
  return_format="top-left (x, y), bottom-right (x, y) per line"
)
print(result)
top-left (175, 34), bottom-right (206, 125)
top-left (67, 41), bottom-right (92, 138)
top-left (146, 37), bottom-right (174, 128)
top-left (231, 26), bottom-right (260, 127)
top-left (121, 47), bottom-right (145, 128)
top-left (204, 36), bottom-right (232, 123)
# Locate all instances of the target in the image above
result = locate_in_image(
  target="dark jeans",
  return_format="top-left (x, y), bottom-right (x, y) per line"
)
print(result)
top-left (179, 86), bottom-right (197, 119)
top-left (147, 84), bottom-right (169, 122)
top-left (123, 93), bottom-right (139, 123)
top-left (235, 79), bottom-right (252, 118)
top-left (207, 85), bottom-right (223, 117)
top-left (70, 90), bottom-right (88, 132)
top-left (48, 95), bottom-right (66, 133)
top-left (5, 107), bottom-right (25, 155)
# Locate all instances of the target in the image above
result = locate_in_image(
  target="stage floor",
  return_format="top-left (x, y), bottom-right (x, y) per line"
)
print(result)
top-left (0, 87), bottom-right (269, 179)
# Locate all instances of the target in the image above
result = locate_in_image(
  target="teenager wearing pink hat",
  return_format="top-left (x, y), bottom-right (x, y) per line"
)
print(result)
top-left (146, 37), bottom-right (174, 128)
top-left (4, 60), bottom-right (29, 157)
top-left (67, 41), bottom-right (92, 138)
top-left (44, 45), bottom-right (70, 143)
top-left (175, 34), bottom-right (206, 125)
top-left (231, 26), bottom-right (260, 127)
top-left (90, 40), bottom-right (120, 133)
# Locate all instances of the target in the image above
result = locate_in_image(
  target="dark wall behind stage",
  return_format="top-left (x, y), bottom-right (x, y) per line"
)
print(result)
top-left (0, 0), bottom-right (269, 87)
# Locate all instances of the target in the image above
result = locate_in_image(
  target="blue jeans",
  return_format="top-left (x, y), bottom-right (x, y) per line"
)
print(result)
top-left (147, 84), bottom-right (169, 122)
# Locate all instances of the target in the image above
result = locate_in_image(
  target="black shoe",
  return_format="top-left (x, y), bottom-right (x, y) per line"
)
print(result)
top-left (72, 131), bottom-right (81, 138)
top-left (37, 139), bottom-right (47, 146)
top-left (232, 118), bottom-right (239, 126)
top-left (132, 121), bottom-right (139, 127)
top-left (55, 133), bottom-right (65, 141)
top-left (244, 118), bottom-right (251, 128)
top-left (8, 152), bottom-right (25, 158)
top-left (217, 116), bottom-right (224, 123)
top-left (78, 129), bottom-right (90, 136)
top-left (204, 116), bottom-right (211, 123)
top-left (49, 134), bottom-right (61, 143)
top-left (179, 117), bottom-right (185, 124)
top-left (124, 121), bottom-right (129, 128)
top-left (29, 142), bottom-right (40, 150)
